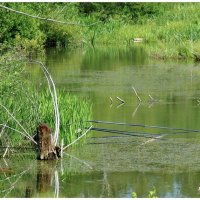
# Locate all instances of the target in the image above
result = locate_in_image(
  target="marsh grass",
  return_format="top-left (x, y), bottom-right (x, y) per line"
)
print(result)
top-left (0, 57), bottom-right (92, 153)
top-left (37, 89), bottom-right (92, 146)
top-left (89, 3), bottom-right (200, 60)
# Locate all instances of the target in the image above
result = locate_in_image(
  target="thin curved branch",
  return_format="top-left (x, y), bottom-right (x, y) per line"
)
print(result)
top-left (63, 126), bottom-right (92, 150)
top-left (0, 123), bottom-right (32, 141)
top-left (29, 60), bottom-right (60, 146)
top-left (0, 104), bottom-right (37, 144)
top-left (0, 5), bottom-right (101, 27)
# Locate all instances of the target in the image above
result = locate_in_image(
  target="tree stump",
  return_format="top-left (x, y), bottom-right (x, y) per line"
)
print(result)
top-left (35, 123), bottom-right (60, 160)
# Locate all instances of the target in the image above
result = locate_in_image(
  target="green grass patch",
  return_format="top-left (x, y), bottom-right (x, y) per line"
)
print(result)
top-left (0, 56), bottom-right (92, 151)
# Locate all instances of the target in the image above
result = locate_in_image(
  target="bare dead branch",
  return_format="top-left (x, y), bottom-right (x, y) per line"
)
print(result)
top-left (2, 146), bottom-right (9, 158)
top-left (29, 60), bottom-right (60, 146)
top-left (63, 126), bottom-right (92, 150)
top-left (116, 96), bottom-right (125, 103)
top-left (109, 97), bottom-right (113, 104)
top-left (132, 86), bottom-right (142, 102)
top-left (0, 104), bottom-right (37, 144)
top-left (0, 5), bottom-right (101, 27)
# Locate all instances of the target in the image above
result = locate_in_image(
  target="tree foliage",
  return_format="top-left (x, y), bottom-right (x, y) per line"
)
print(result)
top-left (0, 2), bottom-right (162, 52)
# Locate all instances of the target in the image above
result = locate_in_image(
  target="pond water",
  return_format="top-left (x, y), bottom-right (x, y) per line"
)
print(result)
top-left (2, 46), bottom-right (200, 197)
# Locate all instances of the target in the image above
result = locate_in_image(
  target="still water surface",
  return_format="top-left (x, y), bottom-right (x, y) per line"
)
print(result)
top-left (2, 47), bottom-right (200, 197)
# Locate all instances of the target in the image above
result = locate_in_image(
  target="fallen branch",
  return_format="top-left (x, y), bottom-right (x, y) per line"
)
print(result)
top-left (3, 146), bottom-right (9, 158)
top-left (149, 94), bottom-right (155, 101)
top-left (109, 97), bottom-right (113, 104)
top-left (132, 102), bottom-right (141, 118)
top-left (63, 126), bottom-right (92, 150)
top-left (0, 5), bottom-right (101, 27)
top-left (140, 135), bottom-right (164, 146)
top-left (0, 124), bottom-right (32, 141)
top-left (64, 152), bottom-right (93, 169)
top-left (0, 104), bottom-right (37, 144)
top-left (116, 96), bottom-right (125, 103)
top-left (116, 102), bottom-right (124, 109)
top-left (132, 86), bottom-right (142, 102)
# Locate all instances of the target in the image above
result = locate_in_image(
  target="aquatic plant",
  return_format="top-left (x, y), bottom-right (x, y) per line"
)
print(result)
top-left (132, 186), bottom-right (158, 198)
top-left (0, 57), bottom-right (92, 156)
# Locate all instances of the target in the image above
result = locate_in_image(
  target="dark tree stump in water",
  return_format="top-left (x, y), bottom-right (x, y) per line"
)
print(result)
top-left (35, 123), bottom-right (61, 160)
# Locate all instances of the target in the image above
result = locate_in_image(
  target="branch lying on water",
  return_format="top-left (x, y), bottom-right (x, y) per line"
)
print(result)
top-left (116, 96), bottom-right (125, 104)
top-left (140, 135), bottom-right (164, 146)
top-left (89, 127), bottom-right (164, 140)
top-left (109, 97), bottom-right (113, 105)
top-left (132, 102), bottom-right (141, 118)
top-left (132, 86), bottom-right (142, 102)
top-left (64, 152), bottom-right (93, 169)
top-left (0, 4), bottom-right (101, 27)
top-left (116, 102), bottom-right (124, 109)
top-left (87, 120), bottom-right (200, 133)
top-left (149, 94), bottom-right (156, 102)
top-left (63, 126), bottom-right (92, 150)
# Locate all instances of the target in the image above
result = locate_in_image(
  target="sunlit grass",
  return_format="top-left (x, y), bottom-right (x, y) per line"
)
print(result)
top-left (0, 58), bottom-right (92, 151)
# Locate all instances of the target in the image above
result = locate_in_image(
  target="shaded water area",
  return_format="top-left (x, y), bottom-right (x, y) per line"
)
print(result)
top-left (2, 46), bottom-right (200, 197)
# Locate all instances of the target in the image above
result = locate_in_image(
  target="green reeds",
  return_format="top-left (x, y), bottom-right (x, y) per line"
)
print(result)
top-left (37, 89), bottom-right (92, 146)
top-left (0, 58), bottom-right (92, 151)
top-left (0, 87), bottom-right (92, 148)
top-left (87, 3), bottom-right (200, 60)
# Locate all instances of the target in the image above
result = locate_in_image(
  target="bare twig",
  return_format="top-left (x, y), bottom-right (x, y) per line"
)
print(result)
top-left (109, 97), bottom-right (113, 104)
top-left (63, 126), bottom-right (92, 150)
top-left (30, 60), bottom-right (60, 146)
top-left (3, 146), bottom-right (9, 158)
top-left (140, 135), bottom-right (164, 146)
top-left (0, 5), bottom-right (101, 27)
top-left (149, 94), bottom-right (158, 102)
top-left (132, 102), bottom-right (141, 118)
top-left (116, 96), bottom-right (125, 103)
top-left (0, 104), bottom-right (37, 144)
top-left (132, 86), bottom-right (142, 102)
top-left (116, 102), bottom-right (124, 109)
top-left (64, 152), bottom-right (93, 169)
top-left (0, 124), bottom-right (30, 139)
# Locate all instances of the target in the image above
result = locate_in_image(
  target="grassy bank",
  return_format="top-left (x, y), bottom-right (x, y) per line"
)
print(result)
top-left (91, 3), bottom-right (200, 60)
top-left (0, 53), bottom-right (92, 152)
top-left (1, 3), bottom-right (200, 60)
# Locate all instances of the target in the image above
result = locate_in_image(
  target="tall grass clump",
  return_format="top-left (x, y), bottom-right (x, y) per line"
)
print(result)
top-left (0, 56), bottom-right (92, 150)
top-left (37, 89), bottom-right (92, 146)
